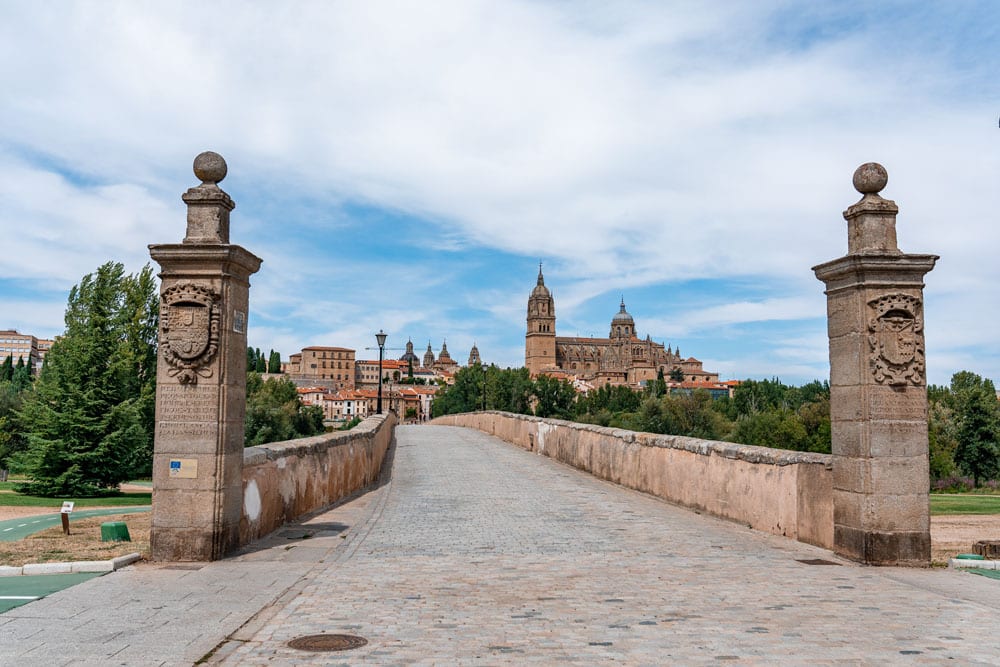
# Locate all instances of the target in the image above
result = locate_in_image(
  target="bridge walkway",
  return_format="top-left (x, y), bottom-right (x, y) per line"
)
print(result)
top-left (221, 425), bottom-right (1000, 664)
top-left (1, 424), bottom-right (998, 665)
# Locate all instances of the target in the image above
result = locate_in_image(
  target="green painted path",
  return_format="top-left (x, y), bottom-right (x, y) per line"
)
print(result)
top-left (0, 572), bottom-right (105, 613)
top-left (0, 507), bottom-right (151, 541)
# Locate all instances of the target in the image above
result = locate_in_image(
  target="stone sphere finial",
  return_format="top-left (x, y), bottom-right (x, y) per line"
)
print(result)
top-left (193, 151), bottom-right (227, 185)
top-left (853, 162), bottom-right (888, 195)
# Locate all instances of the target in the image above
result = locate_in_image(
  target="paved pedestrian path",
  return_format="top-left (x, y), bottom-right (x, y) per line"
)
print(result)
top-left (1, 425), bottom-right (999, 665)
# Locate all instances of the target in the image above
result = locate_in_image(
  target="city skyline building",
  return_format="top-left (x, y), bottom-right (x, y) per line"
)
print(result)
top-left (525, 267), bottom-right (718, 387)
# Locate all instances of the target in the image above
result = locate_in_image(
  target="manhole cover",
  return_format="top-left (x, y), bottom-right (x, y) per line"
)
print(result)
top-left (287, 634), bottom-right (368, 652)
top-left (796, 558), bottom-right (841, 566)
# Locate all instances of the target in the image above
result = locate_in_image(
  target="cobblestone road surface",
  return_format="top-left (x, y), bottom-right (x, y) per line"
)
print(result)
top-left (219, 425), bottom-right (1000, 665)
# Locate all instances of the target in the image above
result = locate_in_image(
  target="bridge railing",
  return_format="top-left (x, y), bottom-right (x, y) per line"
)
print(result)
top-left (240, 412), bottom-right (397, 545)
top-left (431, 411), bottom-right (833, 549)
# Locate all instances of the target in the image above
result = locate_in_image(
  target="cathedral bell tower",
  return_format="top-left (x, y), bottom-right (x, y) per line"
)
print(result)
top-left (525, 264), bottom-right (556, 375)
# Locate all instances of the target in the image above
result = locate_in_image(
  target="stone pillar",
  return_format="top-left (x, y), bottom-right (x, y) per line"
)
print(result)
top-left (149, 152), bottom-right (262, 561)
top-left (813, 163), bottom-right (937, 566)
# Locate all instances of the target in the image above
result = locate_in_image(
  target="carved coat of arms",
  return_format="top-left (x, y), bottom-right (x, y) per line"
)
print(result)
top-left (160, 283), bottom-right (221, 384)
top-left (867, 293), bottom-right (924, 386)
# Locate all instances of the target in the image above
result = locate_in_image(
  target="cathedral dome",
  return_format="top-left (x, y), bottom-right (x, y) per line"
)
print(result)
top-left (612, 298), bottom-right (634, 325)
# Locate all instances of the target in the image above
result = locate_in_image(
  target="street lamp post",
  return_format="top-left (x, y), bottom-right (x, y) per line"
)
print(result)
top-left (376, 330), bottom-right (387, 414)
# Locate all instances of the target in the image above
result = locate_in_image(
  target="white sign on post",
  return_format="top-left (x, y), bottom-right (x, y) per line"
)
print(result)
top-left (60, 501), bottom-right (74, 514)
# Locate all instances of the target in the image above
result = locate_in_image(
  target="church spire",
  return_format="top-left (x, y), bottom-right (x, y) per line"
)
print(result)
top-left (537, 262), bottom-right (545, 286)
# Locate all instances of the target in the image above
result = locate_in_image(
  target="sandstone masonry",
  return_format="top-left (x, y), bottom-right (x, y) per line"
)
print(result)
top-left (149, 152), bottom-right (262, 561)
top-left (813, 162), bottom-right (937, 566)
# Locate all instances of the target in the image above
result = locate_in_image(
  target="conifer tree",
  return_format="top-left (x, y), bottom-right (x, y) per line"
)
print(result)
top-left (14, 262), bottom-right (158, 496)
top-left (0, 355), bottom-right (12, 382)
top-left (267, 349), bottom-right (282, 374)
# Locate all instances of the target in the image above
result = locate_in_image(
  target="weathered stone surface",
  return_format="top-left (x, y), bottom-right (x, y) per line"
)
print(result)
top-left (240, 413), bottom-right (396, 544)
top-left (974, 540), bottom-right (1000, 558)
top-left (149, 152), bottom-right (261, 562)
top-left (815, 163), bottom-right (937, 566)
top-left (432, 411), bottom-right (833, 549)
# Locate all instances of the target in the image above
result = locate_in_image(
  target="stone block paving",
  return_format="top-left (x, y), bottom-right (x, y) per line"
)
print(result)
top-left (220, 426), bottom-right (1000, 665)
top-left (2, 424), bottom-right (999, 665)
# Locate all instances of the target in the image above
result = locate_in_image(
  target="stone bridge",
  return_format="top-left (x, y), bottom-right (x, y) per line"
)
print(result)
top-left (4, 153), bottom-right (989, 662)
top-left (2, 423), bottom-right (998, 665)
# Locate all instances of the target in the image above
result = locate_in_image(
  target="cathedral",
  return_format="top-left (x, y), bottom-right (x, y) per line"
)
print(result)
top-left (525, 267), bottom-right (718, 387)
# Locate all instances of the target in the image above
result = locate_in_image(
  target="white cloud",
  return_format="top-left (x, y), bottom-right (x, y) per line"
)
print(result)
top-left (0, 1), bottom-right (997, 383)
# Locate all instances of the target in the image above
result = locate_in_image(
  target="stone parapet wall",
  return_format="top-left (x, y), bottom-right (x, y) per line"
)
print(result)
top-left (431, 411), bottom-right (833, 549)
top-left (240, 412), bottom-right (397, 544)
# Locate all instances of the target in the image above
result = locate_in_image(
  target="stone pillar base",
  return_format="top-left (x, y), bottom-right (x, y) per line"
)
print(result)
top-left (835, 526), bottom-right (931, 566)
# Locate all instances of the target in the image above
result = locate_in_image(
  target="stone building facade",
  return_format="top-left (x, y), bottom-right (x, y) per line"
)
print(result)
top-left (285, 346), bottom-right (356, 389)
top-left (525, 268), bottom-right (717, 387)
top-left (0, 329), bottom-right (52, 374)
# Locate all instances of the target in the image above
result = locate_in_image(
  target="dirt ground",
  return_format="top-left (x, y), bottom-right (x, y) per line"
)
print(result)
top-left (0, 513), bottom-right (149, 566)
top-left (931, 514), bottom-right (1000, 564)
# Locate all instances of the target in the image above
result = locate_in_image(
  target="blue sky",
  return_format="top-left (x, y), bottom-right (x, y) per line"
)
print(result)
top-left (0, 1), bottom-right (997, 385)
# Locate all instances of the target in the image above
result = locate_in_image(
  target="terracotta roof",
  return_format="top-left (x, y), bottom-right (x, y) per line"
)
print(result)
top-left (302, 346), bottom-right (355, 352)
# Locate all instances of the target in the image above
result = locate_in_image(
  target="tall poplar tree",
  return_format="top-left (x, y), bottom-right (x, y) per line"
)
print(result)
top-left (267, 349), bottom-right (282, 374)
top-left (14, 262), bottom-right (159, 496)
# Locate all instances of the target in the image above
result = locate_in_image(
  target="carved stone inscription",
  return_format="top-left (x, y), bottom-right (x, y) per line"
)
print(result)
top-left (157, 384), bottom-right (219, 441)
top-left (867, 293), bottom-right (924, 386)
top-left (868, 389), bottom-right (927, 421)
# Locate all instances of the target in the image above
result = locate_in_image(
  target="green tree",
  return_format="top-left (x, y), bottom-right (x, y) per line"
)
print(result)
top-left (533, 374), bottom-right (576, 419)
top-left (727, 378), bottom-right (790, 419)
top-left (10, 361), bottom-right (32, 393)
top-left (795, 394), bottom-right (832, 453)
top-left (0, 381), bottom-right (29, 469)
top-left (484, 365), bottom-right (534, 414)
top-left (267, 349), bottom-right (282, 374)
top-left (928, 397), bottom-right (959, 481)
top-left (575, 383), bottom-right (641, 417)
top-left (244, 373), bottom-right (325, 446)
top-left (0, 355), bottom-right (12, 382)
top-left (647, 368), bottom-right (667, 398)
top-left (732, 409), bottom-right (809, 451)
top-left (13, 262), bottom-right (158, 496)
top-left (669, 367), bottom-right (684, 382)
top-left (431, 364), bottom-right (485, 417)
top-left (949, 371), bottom-right (1000, 487)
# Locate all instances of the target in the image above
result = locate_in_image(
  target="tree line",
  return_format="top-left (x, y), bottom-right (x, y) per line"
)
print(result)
top-left (0, 262), bottom-right (323, 497)
top-left (433, 365), bottom-right (1000, 487)
top-left (433, 366), bottom-right (832, 453)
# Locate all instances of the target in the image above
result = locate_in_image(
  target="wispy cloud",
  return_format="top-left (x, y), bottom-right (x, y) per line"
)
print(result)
top-left (0, 1), bottom-right (997, 384)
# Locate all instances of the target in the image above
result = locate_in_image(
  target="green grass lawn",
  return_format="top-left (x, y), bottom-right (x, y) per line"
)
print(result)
top-left (930, 494), bottom-right (1000, 515)
top-left (0, 491), bottom-right (151, 507)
